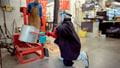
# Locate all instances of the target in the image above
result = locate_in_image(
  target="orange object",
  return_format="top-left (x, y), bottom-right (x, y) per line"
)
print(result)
top-left (13, 33), bottom-right (44, 64)
top-left (60, 0), bottom-right (70, 10)
top-left (39, 0), bottom-right (48, 32)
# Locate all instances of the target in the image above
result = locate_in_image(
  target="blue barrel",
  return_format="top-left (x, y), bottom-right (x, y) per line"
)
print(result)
top-left (39, 32), bottom-right (47, 44)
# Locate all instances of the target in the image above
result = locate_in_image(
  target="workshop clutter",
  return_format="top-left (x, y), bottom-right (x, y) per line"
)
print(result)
top-left (78, 29), bottom-right (88, 38)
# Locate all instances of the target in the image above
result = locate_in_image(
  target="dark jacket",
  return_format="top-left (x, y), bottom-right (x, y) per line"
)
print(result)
top-left (54, 18), bottom-right (81, 60)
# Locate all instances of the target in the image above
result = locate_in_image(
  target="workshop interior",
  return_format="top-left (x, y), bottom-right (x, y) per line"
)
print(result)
top-left (0, 0), bottom-right (120, 68)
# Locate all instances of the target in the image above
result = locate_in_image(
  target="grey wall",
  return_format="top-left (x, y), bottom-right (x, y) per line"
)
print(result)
top-left (0, 0), bottom-right (24, 36)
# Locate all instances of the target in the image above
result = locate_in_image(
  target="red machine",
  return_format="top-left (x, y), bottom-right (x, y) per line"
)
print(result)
top-left (13, 33), bottom-right (44, 64)
top-left (13, 0), bottom-right (48, 64)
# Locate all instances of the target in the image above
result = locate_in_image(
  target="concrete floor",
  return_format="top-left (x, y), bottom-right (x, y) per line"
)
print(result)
top-left (1, 36), bottom-right (120, 68)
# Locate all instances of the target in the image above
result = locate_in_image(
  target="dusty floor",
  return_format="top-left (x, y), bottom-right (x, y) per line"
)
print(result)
top-left (1, 36), bottom-right (120, 68)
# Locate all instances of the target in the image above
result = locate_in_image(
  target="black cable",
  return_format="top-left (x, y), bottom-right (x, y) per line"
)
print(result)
top-left (0, 25), bottom-right (7, 43)
top-left (0, 26), bottom-right (3, 68)
top-left (2, 3), bottom-right (12, 39)
top-left (2, 8), bottom-right (7, 35)
top-left (0, 44), bottom-right (2, 68)
top-left (0, 0), bottom-right (1, 7)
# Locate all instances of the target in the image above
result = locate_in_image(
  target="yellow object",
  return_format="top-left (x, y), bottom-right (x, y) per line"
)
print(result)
top-left (79, 30), bottom-right (87, 38)
top-left (2, 5), bottom-right (14, 12)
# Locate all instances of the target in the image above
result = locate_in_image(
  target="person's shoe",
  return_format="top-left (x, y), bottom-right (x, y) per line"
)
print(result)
top-left (83, 52), bottom-right (89, 68)
top-left (85, 66), bottom-right (89, 68)
top-left (59, 57), bottom-right (63, 60)
top-left (77, 51), bottom-right (89, 68)
top-left (63, 66), bottom-right (75, 68)
top-left (44, 56), bottom-right (49, 60)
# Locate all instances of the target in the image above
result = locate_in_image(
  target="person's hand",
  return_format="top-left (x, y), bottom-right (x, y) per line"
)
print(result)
top-left (41, 22), bottom-right (43, 26)
top-left (40, 18), bottom-right (43, 26)
top-left (46, 32), bottom-right (50, 36)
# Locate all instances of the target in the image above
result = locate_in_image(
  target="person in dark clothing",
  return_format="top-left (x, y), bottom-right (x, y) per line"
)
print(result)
top-left (47, 12), bottom-right (89, 68)
top-left (55, 17), bottom-right (81, 66)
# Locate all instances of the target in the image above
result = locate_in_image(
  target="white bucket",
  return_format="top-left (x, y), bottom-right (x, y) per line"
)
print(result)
top-left (19, 25), bottom-right (39, 43)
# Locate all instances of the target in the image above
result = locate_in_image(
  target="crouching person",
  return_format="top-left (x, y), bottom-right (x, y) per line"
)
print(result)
top-left (46, 12), bottom-right (89, 68)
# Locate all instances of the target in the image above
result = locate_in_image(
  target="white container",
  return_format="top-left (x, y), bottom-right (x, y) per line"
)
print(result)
top-left (19, 25), bottom-right (39, 43)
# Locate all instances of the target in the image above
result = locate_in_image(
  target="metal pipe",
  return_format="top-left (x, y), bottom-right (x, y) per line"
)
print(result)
top-left (0, 26), bottom-right (3, 68)
top-left (0, 46), bottom-right (2, 68)
top-left (0, 0), bottom-right (1, 6)
top-left (53, 0), bottom-right (59, 31)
